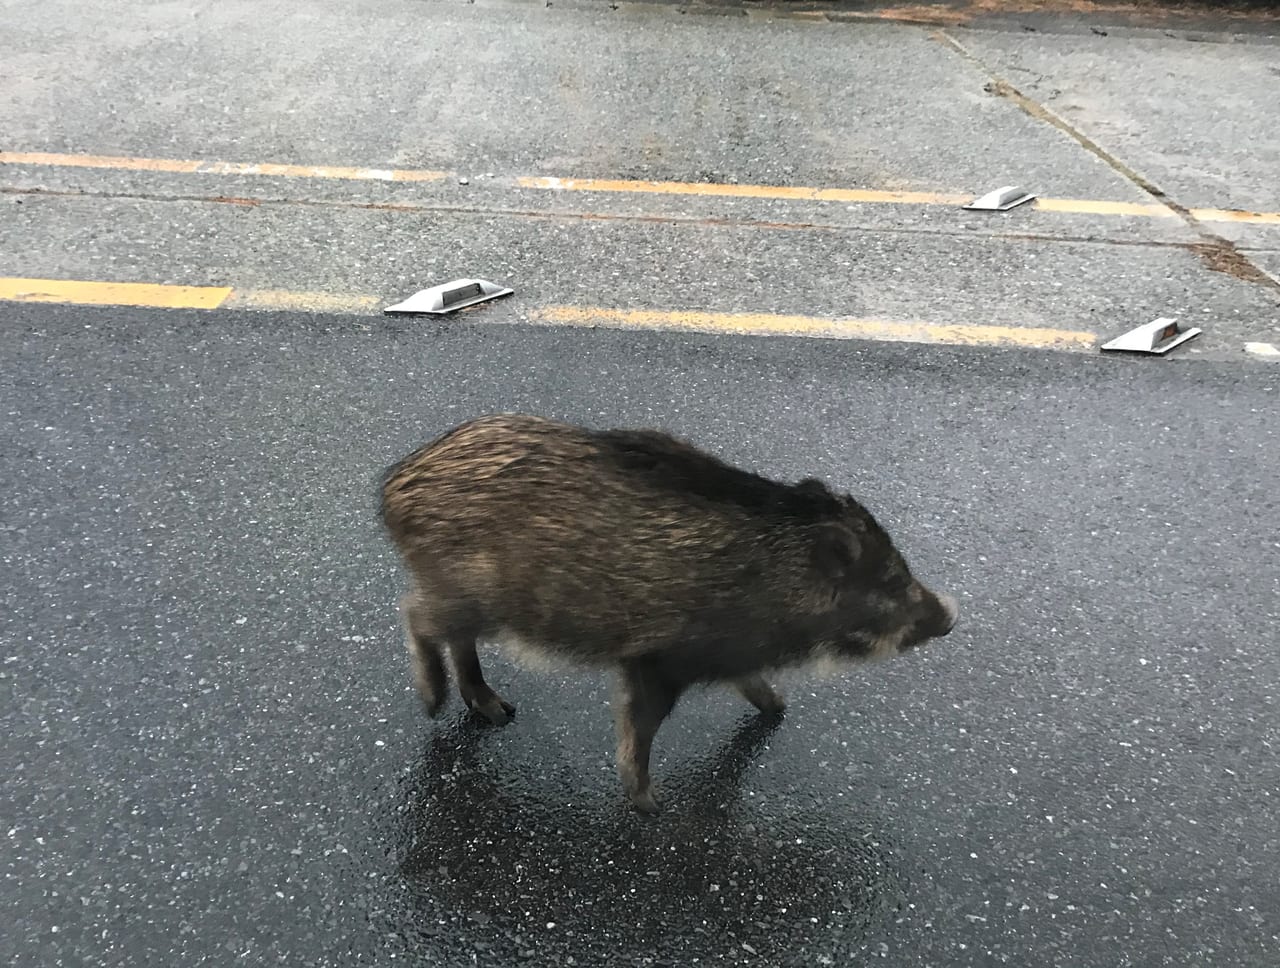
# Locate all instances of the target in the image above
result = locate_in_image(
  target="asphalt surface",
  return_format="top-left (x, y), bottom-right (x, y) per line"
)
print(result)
top-left (959, 29), bottom-right (1280, 215)
top-left (3, 302), bottom-right (1279, 967)
top-left (5, 192), bottom-right (1271, 339)
top-left (3, 0), bottom-right (1280, 964)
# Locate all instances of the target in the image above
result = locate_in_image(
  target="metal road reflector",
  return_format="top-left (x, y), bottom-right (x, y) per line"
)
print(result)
top-left (1100, 317), bottom-right (1202, 355)
top-left (963, 186), bottom-right (1036, 212)
top-left (384, 278), bottom-right (513, 315)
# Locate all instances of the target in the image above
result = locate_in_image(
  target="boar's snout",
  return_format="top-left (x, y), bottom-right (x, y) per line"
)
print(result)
top-left (897, 586), bottom-right (958, 652)
top-left (935, 592), bottom-right (959, 636)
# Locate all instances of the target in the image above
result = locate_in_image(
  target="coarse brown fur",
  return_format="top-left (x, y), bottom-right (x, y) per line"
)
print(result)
top-left (380, 414), bottom-right (956, 813)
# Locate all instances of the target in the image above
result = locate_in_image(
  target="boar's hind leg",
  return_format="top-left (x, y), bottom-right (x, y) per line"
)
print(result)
top-left (400, 593), bottom-right (448, 717)
top-left (733, 675), bottom-right (786, 716)
top-left (614, 660), bottom-right (683, 815)
top-left (448, 638), bottom-right (516, 726)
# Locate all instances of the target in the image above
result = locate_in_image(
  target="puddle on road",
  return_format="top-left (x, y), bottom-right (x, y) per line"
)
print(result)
top-left (375, 714), bottom-right (903, 965)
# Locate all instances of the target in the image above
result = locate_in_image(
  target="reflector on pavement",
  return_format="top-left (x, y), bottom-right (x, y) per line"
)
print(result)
top-left (1100, 317), bottom-right (1202, 355)
top-left (963, 186), bottom-right (1036, 212)
top-left (384, 278), bottom-right (513, 315)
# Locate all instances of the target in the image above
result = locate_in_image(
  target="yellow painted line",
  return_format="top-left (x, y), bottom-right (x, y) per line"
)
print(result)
top-left (223, 289), bottom-right (382, 313)
top-left (1190, 208), bottom-right (1280, 225)
top-left (0, 151), bottom-right (449, 184)
top-left (1034, 198), bottom-right (1176, 218)
top-left (518, 175), bottom-right (972, 206)
top-left (0, 276), bottom-right (231, 309)
top-left (0, 278), bottom-right (1098, 351)
top-left (529, 305), bottom-right (1097, 351)
top-left (520, 175), bottom-right (1280, 225)
top-left (5, 153), bottom-right (1278, 224)
top-left (0, 152), bottom-right (202, 174)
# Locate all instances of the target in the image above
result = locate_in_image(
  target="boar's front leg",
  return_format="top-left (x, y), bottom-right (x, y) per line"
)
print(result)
top-left (614, 659), bottom-right (683, 815)
top-left (448, 637), bottom-right (516, 726)
top-left (400, 593), bottom-right (448, 717)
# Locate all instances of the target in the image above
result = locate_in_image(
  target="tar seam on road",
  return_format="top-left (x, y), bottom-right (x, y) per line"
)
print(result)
top-left (3, 151), bottom-right (1279, 226)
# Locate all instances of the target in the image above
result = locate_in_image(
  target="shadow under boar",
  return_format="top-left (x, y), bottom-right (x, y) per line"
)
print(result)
top-left (380, 414), bottom-right (957, 813)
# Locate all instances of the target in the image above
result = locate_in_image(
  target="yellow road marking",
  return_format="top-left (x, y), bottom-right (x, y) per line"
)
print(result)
top-left (0, 276), bottom-right (230, 309)
top-left (520, 176), bottom-right (1280, 225)
top-left (517, 175), bottom-right (973, 206)
top-left (0, 151), bottom-right (448, 183)
top-left (1035, 198), bottom-right (1175, 218)
top-left (1190, 208), bottom-right (1280, 225)
top-left (0, 152), bottom-right (201, 174)
top-left (224, 289), bottom-right (382, 313)
top-left (4, 151), bottom-right (1278, 225)
top-left (0, 277), bottom-right (1097, 351)
top-left (530, 305), bottom-right (1097, 350)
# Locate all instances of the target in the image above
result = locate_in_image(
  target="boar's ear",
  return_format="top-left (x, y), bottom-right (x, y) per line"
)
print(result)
top-left (795, 477), bottom-right (833, 499)
top-left (810, 524), bottom-right (862, 597)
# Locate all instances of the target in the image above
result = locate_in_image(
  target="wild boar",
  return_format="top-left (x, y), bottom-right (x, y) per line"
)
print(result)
top-left (380, 414), bottom-right (957, 813)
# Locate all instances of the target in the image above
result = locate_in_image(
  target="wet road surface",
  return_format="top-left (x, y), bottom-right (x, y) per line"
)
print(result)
top-left (4, 0), bottom-right (1280, 962)
top-left (3, 303), bottom-right (1278, 966)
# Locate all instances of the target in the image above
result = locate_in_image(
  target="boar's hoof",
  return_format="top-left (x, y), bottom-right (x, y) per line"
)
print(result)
top-left (735, 676), bottom-right (787, 716)
top-left (468, 693), bottom-right (516, 726)
top-left (757, 704), bottom-right (786, 724)
top-left (422, 693), bottom-right (446, 719)
top-left (629, 788), bottom-right (661, 815)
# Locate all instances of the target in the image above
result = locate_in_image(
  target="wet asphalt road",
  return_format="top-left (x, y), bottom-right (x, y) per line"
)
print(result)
top-left (3, 303), bottom-right (1278, 966)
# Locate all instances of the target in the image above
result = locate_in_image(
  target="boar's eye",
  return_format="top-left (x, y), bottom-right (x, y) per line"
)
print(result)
top-left (882, 570), bottom-right (912, 595)
top-left (811, 524), bottom-right (861, 580)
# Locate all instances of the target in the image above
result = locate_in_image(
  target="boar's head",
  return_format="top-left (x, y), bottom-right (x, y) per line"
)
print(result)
top-left (808, 491), bottom-right (958, 660)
